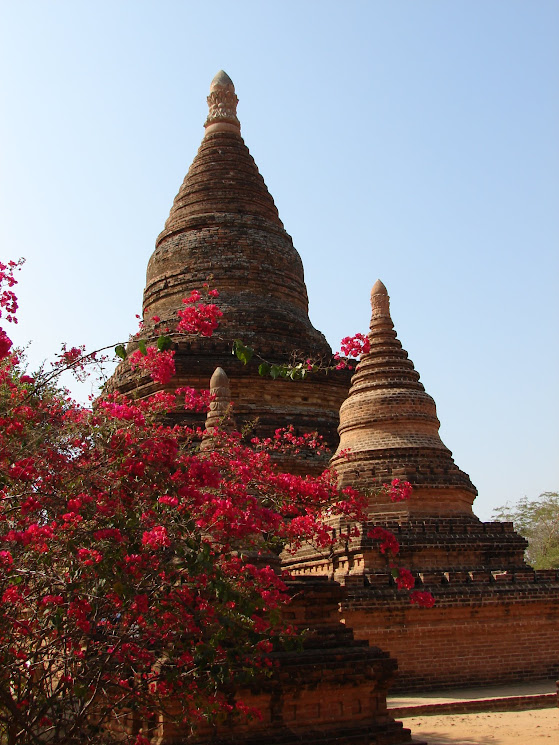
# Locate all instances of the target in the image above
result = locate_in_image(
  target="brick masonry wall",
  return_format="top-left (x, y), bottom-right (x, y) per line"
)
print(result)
top-left (343, 579), bottom-right (559, 691)
top-left (286, 519), bottom-right (559, 691)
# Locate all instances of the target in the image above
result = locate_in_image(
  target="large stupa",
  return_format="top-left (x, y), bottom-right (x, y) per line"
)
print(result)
top-left (112, 71), bottom-right (351, 469)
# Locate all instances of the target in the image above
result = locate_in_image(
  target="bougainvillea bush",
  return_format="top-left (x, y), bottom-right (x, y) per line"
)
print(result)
top-left (0, 261), bottom-right (429, 745)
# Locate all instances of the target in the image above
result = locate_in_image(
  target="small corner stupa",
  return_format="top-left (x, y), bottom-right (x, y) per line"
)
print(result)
top-left (330, 279), bottom-right (477, 518)
top-left (200, 366), bottom-right (235, 450)
top-left (286, 280), bottom-right (559, 691)
top-left (111, 71), bottom-right (351, 472)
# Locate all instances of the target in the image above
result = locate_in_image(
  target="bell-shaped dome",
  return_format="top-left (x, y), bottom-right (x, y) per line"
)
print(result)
top-left (331, 281), bottom-right (477, 517)
top-left (112, 73), bottom-right (351, 468)
top-left (143, 71), bottom-right (329, 358)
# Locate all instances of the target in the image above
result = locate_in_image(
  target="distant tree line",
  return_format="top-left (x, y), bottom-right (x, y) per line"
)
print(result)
top-left (493, 492), bottom-right (559, 569)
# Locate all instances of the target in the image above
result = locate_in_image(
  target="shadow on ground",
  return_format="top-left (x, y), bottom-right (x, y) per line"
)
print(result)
top-left (404, 714), bottom-right (506, 745)
top-left (408, 729), bottom-right (498, 745)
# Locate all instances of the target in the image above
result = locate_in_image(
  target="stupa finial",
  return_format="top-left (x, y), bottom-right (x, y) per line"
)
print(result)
top-left (370, 279), bottom-right (391, 324)
top-left (204, 70), bottom-right (240, 133)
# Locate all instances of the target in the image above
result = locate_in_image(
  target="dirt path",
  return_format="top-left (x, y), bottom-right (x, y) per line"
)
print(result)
top-left (402, 707), bottom-right (559, 744)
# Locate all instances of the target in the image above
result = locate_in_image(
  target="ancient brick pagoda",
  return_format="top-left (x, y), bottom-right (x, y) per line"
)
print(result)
top-left (331, 279), bottom-right (477, 519)
top-left (286, 281), bottom-right (559, 690)
top-left (116, 69), bottom-right (559, 725)
top-left (110, 72), bottom-right (420, 745)
top-left (113, 70), bottom-right (351, 472)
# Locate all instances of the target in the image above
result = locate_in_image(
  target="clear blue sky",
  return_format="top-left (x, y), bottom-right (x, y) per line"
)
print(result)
top-left (1, 1), bottom-right (557, 520)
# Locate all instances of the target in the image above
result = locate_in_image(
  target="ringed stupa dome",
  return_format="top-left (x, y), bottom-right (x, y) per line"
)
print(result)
top-left (143, 70), bottom-right (330, 356)
top-left (330, 280), bottom-right (477, 516)
top-left (113, 72), bottom-right (351, 468)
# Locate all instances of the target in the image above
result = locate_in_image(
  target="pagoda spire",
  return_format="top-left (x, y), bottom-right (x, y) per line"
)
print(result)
top-left (204, 70), bottom-right (240, 134)
top-left (331, 281), bottom-right (477, 517)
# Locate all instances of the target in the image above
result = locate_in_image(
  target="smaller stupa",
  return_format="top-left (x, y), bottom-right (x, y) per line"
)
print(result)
top-left (330, 279), bottom-right (477, 518)
top-left (200, 366), bottom-right (235, 450)
top-left (285, 281), bottom-right (558, 693)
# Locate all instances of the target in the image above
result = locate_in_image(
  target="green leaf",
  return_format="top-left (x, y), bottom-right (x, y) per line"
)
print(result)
top-left (73, 683), bottom-right (88, 700)
top-left (240, 346), bottom-right (254, 365)
top-left (157, 335), bottom-right (173, 352)
top-left (233, 339), bottom-right (254, 365)
top-left (270, 365), bottom-right (281, 380)
top-left (138, 339), bottom-right (147, 356)
top-left (258, 363), bottom-right (271, 377)
top-left (115, 344), bottom-right (127, 360)
top-left (53, 608), bottom-right (64, 630)
top-left (232, 339), bottom-right (241, 358)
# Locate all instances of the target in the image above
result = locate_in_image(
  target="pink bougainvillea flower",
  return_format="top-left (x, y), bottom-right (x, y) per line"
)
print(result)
top-left (129, 347), bottom-right (176, 384)
top-left (0, 328), bottom-right (12, 359)
top-left (410, 591), bottom-right (436, 608)
top-left (142, 525), bottom-right (171, 549)
top-left (395, 568), bottom-right (415, 590)
top-left (368, 526), bottom-right (400, 555)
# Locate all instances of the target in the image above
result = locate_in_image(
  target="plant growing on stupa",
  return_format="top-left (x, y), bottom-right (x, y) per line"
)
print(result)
top-left (0, 260), bottom-right (429, 745)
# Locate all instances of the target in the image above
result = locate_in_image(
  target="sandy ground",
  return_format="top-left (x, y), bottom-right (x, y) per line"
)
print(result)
top-left (401, 707), bottom-right (559, 744)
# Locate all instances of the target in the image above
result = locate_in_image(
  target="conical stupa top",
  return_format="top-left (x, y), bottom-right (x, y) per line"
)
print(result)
top-left (143, 72), bottom-right (332, 359)
top-left (331, 281), bottom-right (476, 517)
top-left (209, 365), bottom-right (229, 389)
top-left (211, 70), bottom-right (234, 88)
top-left (371, 278), bottom-right (387, 296)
